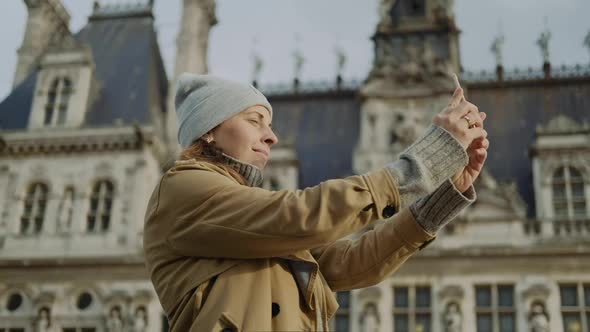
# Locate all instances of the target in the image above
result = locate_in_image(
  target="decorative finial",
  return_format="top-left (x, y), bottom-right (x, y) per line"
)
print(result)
top-left (251, 38), bottom-right (263, 87)
top-left (536, 18), bottom-right (551, 64)
top-left (93, 1), bottom-right (100, 11)
top-left (334, 45), bottom-right (347, 78)
top-left (584, 30), bottom-right (590, 63)
top-left (490, 22), bottom-right (505, 68)
top-left (292, 34), bottom-right (305, 84)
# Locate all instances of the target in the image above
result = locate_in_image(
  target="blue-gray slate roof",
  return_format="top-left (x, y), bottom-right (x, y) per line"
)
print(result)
top-left (266, 93), bottom-right (361, 188)
top-left (0, 8), bottom-right (167, 130)
top-left (467, 77), bottom-right (590, 217)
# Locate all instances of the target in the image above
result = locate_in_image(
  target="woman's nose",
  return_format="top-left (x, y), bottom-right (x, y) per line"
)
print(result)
top-left (264, 128), bottom-right (279, 146)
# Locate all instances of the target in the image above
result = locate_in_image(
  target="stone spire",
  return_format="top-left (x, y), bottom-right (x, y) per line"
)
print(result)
top-left (12, 0), bottom-right (71, 89)
top-left (165, 0), bottom-right (217, 158)
top-left (173, 0), bottom-right (217, 78)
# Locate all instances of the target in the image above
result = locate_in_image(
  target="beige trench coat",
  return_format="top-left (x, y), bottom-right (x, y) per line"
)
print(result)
top-left (143, 160), bottom-right (435, 331)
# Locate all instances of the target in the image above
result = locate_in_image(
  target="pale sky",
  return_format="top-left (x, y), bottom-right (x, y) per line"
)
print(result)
top-left (0, 0), bottom-right (589, 99)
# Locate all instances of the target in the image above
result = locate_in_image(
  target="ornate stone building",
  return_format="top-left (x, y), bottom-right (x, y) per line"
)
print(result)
top-left (0, 0), bottom-right (213, 331)
top-left (0, 0), bottom-right (589, 331)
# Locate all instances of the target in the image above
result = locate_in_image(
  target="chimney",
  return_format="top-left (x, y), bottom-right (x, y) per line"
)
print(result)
top-left (13, 0), bottom-right (71, 88)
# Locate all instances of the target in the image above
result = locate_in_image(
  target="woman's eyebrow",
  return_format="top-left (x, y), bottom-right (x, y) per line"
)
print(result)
top-left (254, 111), bottom-right (272, 127)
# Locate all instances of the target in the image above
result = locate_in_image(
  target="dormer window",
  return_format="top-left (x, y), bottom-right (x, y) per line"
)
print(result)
top-left (43, 77), bottom-right (72, 127)
top-left (552, 166), bottom-right (587, 220)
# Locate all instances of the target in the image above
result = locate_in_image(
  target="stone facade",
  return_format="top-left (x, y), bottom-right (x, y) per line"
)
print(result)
top-left (1, 0), bottom-right (589, 331)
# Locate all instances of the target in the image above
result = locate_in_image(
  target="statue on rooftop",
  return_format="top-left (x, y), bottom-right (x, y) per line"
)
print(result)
top-left (491, 33), bottom-right (505, 67)
top-left (536, 29), bottom-right (551, 63)
top-left (584, 31), bottom-right (590, 62)
top-left (335, 46), bottom-right (347, 78)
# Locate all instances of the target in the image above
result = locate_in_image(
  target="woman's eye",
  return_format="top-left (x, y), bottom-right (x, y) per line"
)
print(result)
top-left (249, 119), bottom-right (260, 125)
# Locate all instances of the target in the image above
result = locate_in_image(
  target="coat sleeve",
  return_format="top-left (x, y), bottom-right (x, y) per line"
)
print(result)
top-left (310, 208), bottom-right (434, 292)
top-left (157, 167), bottom-right (400, 259)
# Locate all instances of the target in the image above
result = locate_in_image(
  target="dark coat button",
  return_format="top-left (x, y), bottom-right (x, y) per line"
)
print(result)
top-left (221, 328), bottom-right (235, 332)
top-left (382, 204), bottom-right (397, 218)
top-left (272, 302), bottom-right (280, 317)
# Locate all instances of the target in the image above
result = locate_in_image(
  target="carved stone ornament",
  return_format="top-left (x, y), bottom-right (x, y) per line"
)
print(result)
top-left (438, 285), bottom-right (464, 301)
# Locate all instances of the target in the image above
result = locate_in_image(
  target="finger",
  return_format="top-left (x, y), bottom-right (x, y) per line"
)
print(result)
top-left (452, 73), bottom-right (466, 102)
top-left (448, 87), bottom-right (464, 108)
top-left (450, 100), bottom-right (479, 121)
top-left (467, 127), bottom-right (488, 141)
top-left (469, 137), bottom-right (489, 150)
top-left (480, 111), bottom-right (487, 122)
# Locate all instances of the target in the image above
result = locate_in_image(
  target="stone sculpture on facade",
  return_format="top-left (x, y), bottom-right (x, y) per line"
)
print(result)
top-left (360, 302), bottom-right (380, 332)
top-left (443, 302), bottom-right (462, 332)
top-left (106, 306), bottom-right (124, 332)
top-left (528, 301), bottom-right (550, 332)
top-left (36, 307), bottom-right (52, 332)
top-left (132, 306), bottom-right (148, 332)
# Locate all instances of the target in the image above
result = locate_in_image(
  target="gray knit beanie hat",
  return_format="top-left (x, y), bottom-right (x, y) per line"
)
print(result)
top-left (175, 73), bottom-right (273, 148)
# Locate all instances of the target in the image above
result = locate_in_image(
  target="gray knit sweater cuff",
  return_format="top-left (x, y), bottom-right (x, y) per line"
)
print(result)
top-left (386, 125), bottom-right (468, 208)
top-left (402, 125), bottom-right (468, 187)
top-left (409, 179), bottom-right (476, 235)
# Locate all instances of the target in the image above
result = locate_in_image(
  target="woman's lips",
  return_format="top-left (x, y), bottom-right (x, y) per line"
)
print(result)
top-left (253, 149), bottom-right (269, 158)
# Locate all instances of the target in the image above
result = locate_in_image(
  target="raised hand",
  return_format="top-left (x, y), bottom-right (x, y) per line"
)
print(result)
top-left (432, 74), bottom-right (489, 192)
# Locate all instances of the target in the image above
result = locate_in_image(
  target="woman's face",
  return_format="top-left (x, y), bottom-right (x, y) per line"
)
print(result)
top-left (210, 105), bottom-right (278, 169)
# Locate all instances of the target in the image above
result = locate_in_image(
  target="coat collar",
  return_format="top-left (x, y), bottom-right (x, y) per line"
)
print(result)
top-left (174, 153), bottom-right (263, 188)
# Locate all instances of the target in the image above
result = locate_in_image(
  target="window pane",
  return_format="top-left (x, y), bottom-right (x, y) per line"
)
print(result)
top-left (573, 202), bottom-right (586, 218)
top-left (498, 285), bottom-right (514, 307)
top-left (44, 107), bottom-right (54, 125)
top-left (476, 286), bottom-right (492, 307)
top-left (476, 313), bottom-right (493, 332)
top-left (87, 216), bottom-right (95, 231)
top-left (571, 182), bottom-right (585, 198)
top-left (499, 313), bottom-right (515, 332)
top-left (554, 202), bottom-right (568, 218)
top-left (81, 329), bottom-right (96, 332)
top-left (584, 285), bottom-right (590, 306)
top-left (415, 314), bottom-right (431, 332)
top-left (63, 329), bottom-right (76, 332)
top-left (394, 314), bottom-right (409, 332)
top-left (101, 215), bottom-right (110, 231)
top-left (560, 285), bottom-right (579, 306)
top-left (569, 167), bottom-right (582, 181)
top-left (553, 183), bottom-right (566, 199)
top-left (394, 287), bottom-right (409, 308)
top-left (562, 312), bottom-right (582, 332)
top-left (335, 315), bottom-right (349, 332)
top-left (554, 167), bottom-right (566, 180)
top-left (416, 287), bottom-right (431, 308)
top-left (337, 291), bottom-right (350, 309)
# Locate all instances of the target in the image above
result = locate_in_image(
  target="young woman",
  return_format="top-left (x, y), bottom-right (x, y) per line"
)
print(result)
top-left (143, 73), bottom-right (488, 331)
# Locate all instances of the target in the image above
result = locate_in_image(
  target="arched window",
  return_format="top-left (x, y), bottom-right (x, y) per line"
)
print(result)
top-left (20, 183), bottom-right (48, 235)
top-left (552, 166), bottom-right (587, 220)
top-left (87, 180), bottom-right (114, 232)
top-left (44, 79), bottom-right (59, 126)
top-left (57, 78), bottom-right (72, 125)
top-left (58, 186), bottom-right (75, 232)
top-left (43, 77), bottom-right (72, 127)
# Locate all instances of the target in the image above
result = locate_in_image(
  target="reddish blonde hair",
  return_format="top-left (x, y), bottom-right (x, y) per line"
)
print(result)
top-left (178, 139), bottom-right (247, 185)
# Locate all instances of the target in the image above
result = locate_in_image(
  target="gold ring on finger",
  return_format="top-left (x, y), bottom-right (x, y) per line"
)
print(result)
top-left (463, 115), bottom-right (475, 128)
